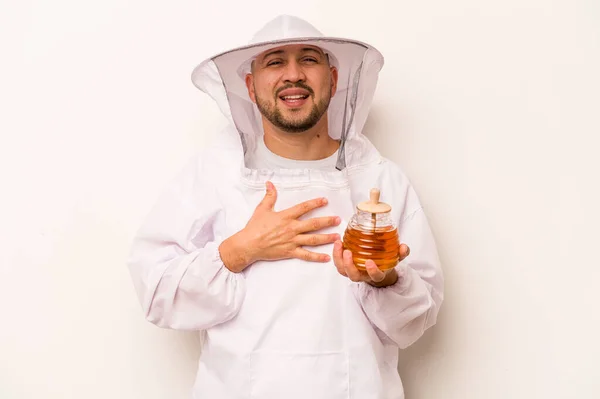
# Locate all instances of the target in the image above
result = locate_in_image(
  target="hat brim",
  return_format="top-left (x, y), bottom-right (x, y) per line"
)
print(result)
top-left (191, 36), bottom-right (382, 92)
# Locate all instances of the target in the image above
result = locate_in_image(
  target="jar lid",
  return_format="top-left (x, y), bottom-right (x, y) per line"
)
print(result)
top-left (357, 188), bottom-right (391, 214)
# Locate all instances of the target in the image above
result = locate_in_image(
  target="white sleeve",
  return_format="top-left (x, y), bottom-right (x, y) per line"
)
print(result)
top-left (126, 156), bottom-right (246, 331)
top-left (352, 207), bottom-right (444, 349)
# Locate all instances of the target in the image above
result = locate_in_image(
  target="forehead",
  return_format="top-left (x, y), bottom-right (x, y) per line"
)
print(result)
top-left (256, 44), bottom-right (326, 60)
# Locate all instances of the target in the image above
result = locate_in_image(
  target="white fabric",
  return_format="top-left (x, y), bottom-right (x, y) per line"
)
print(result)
top-left (246, 137), bottom-right (339, 171)
top-left (128, 15), bottom-right (444, 399)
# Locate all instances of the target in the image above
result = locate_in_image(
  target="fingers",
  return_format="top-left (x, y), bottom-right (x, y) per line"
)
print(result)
top-left (342, 249), bottom-right (364, 282)
top-left (365, 260), bottom-right (386, 283)
top-left (256, 181), bottom-right (277, 212)
top-left (332, 241), bottom-right (347, 276)
top-left (296, 216), bottom-right (341, 233)
top-left (333, 241), bottom-right (368, 281)
top-left (295, 233), bottom-right (340, 247)
top-left (398, 244), bottom-right (410, 261)
top-left (283, 197), bottom-right (329, 219)
top-left (292, 248), bottom-right (330, 263)
top-left (333, 243), bottom-right (386, 284)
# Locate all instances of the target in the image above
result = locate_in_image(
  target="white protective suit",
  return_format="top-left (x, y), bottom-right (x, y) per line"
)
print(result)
top-left (128, 15), bottom-right (444, 399)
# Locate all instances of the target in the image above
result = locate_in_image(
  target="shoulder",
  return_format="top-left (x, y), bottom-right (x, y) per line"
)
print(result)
top-left (374, 156), bottom-right (425, 223)
top-left (157, 144), bottom-right (236, 208)
top-left (377, 156), bottom-right (411, 184)
top-left (176, 132), bottom-right (243, 187)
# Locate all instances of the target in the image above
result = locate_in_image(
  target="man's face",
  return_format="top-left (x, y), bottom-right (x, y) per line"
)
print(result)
top-left (245, 44), bottom-right (338, 133)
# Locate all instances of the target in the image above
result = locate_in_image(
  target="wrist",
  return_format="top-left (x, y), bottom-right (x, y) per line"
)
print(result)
top-left (367, 268), bottom-right (398, 288)
top-left (219, 231), bottom-right (255, 273)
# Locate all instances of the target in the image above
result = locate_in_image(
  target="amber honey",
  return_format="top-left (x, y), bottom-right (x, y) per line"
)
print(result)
top-left (342, 225), bottom-right (400, 271)
top-left (344, 188), bottom-right (400, 271)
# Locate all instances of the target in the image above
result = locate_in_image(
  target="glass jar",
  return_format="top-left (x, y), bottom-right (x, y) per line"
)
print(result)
top-left (342, 189), bottom-right (400, 271)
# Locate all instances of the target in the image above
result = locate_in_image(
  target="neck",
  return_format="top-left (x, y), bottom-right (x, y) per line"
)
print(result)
top-left (262, 115), bottom-right (339, 161)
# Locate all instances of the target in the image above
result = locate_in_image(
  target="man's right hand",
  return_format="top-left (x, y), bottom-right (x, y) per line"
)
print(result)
top-left (219, 181), bottom-right (341, 273)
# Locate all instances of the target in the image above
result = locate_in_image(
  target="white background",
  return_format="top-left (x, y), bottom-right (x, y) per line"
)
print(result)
top-left (1, 0), bottom-right (599, 398)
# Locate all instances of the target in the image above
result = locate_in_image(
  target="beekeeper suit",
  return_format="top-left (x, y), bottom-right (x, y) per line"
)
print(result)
top-left (128, 15), bottom-right (444, 399)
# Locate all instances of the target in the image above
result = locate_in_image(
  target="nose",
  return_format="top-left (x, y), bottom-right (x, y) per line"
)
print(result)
top-left (281, 59), bottom-right (306, 83)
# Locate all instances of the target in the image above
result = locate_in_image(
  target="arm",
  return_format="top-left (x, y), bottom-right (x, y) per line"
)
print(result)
top-left (127, 168), bottom-right (341, 330)
top-left (352, 207), bottom-right (444, 349)
top-left (126, 157), bottom-right (246, 331)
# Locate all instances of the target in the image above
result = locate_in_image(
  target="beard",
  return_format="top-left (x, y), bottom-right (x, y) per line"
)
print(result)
top-left (254, 84), bottom-right (331, 133)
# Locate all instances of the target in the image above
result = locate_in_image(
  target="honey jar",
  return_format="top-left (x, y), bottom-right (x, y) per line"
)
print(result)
top-left (342, 188), bottom-right (400, 271)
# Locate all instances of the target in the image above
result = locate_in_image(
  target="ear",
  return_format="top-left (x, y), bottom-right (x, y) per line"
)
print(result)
top-left (245, 73), bottom-right (256, 103)
top-left (330, 66), bottom-right (339, 98)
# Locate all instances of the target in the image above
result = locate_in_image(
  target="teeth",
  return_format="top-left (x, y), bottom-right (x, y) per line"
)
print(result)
top-left (282, 95), bottom-right (307, 100)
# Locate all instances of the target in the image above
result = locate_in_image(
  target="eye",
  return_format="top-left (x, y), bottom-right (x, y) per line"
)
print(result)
top-left (266, 60), bottom-right (283, 67)
top-left (302, 57), bottom-right (318, 63)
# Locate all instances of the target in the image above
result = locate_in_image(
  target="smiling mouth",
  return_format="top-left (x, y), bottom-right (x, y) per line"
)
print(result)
top-left (279, 94), bottom-right (310, 107)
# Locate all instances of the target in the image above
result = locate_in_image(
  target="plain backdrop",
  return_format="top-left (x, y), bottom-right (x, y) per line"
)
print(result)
top-left (1, 0), bottom-right (599, 398)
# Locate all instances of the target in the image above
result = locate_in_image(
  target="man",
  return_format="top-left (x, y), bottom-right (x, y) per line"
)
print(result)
top-left (128, 15), bottom-right (444, 399)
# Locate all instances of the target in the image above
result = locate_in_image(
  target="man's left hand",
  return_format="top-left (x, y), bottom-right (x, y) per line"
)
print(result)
top-left (332, 240), bottom-right (410, 288)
